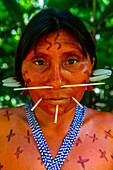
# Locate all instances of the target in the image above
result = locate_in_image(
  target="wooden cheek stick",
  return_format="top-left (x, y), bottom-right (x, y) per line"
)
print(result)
top-left (54, 105), bottom-right (59, 124)
top-left (14, 86), bottom-right (53, 91)
top-left (72, 97), bottom-right (83, 109)
top-left (61, 82), bottom-right (105, 88)
top-left (31, 98), bottom-right (42, 111)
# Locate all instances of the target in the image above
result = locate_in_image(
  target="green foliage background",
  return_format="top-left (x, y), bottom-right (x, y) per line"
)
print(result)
top-left (0, 0), bottom-right (113, 112)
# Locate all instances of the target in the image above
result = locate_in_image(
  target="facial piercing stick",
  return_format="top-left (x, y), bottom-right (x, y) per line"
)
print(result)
top-left (61, 82), bottom-right (105, 88)
top-left (31, 98), bottom-right (42, 111)
top-left (72, 97), bottom-right (83, 109)
top-left (14, 86), bottom-right (53, 91)
top-left (54, 105), bottom-right (59, 124)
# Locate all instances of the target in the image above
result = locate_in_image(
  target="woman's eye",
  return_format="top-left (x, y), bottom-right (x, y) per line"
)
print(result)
top-left (66, 59), bottom-right (77, 64)
top-left (34, 60), bottom-right (45, 65)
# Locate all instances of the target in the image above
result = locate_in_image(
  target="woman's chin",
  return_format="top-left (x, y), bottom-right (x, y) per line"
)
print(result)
top-left (37, 101), bottom-right (76, 116)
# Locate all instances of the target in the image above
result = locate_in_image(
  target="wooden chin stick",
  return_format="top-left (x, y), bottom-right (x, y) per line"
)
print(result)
top-left (31, 98), bottom-right (42, 111)
top-left (61, 82), bottom-right (105, 88)
top-left (14, 86), bottom-right (53, 91)
top-left (54, 105), bottom-right (59, 124)
top-left (72, 97), bottom-right (83, 109)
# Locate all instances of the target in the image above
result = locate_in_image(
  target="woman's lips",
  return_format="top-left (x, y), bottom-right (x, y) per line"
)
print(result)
top-left (44, 98), bottom-right (70, 105)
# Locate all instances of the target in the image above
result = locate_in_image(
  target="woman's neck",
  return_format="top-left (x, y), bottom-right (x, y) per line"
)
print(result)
top-left (34, 106), bottom-right (76, 133)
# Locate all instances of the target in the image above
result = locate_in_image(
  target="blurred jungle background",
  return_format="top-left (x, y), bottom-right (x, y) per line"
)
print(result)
top-left (0, 0), bottom-right (113, 112)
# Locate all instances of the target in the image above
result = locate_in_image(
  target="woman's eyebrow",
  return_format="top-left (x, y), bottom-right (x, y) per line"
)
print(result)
top-left (34, 52), bottom-right (50, 57)
top-left (63, 41), bottom-right (82, 49)
top-left (27, 53), bottom-right (49, 61)
top-left (62, 50), bottom-right (83, 56)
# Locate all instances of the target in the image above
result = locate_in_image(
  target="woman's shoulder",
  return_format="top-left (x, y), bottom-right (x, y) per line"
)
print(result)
top-left (86, 107), bottom-right (113, 128)
top-left (86, 107), bottom-right (113, 118)
top-left (0, 105), bottom-right (26, 120)
top-left (0, 104), bottom-right (25, 113)
top-left (0, 105), bottom-right (27, 130)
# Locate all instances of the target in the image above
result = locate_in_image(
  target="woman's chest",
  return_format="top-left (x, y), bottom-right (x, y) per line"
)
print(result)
top-left (61, 126), bottom-right (113, 170)
top-left (1, 128), bottom-right (113, 170)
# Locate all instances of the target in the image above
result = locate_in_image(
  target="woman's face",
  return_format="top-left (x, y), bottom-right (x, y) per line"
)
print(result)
top-left (22, 30), bottom-right (94, 115)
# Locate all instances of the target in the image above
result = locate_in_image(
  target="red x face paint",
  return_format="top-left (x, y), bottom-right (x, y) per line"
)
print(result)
top-left (22, 30), bottom-right (93, 115)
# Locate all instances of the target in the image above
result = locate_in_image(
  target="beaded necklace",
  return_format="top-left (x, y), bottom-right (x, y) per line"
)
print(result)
top-left (25, 102), bottom-right (86, 170)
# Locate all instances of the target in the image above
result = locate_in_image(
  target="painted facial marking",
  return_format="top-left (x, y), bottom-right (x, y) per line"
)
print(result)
top-left (54, 32), bottom-right (61, 50)
top-left (104, 129), bottom-right (113, 139)
top-left (89, 133), bottom-right (98, 143)
top-left (45, 35), bottom-right (52, 50)
top-left (24, 130), bottom-right (32, 143)
top-left (26, 78), bottom-right (31, 84)
top-left (45, 32), bottom-right (61, 50)
top-left (75, 137), bottom-right (82, 146)
top-left (23, 70), bottom-right (28, 77)
top-left (22, 70), bottom-right (31, 85)
top-left (83, 70), bottom-right (90, 78)
top-left (6, 129), bottom-right (15, 142)
top-left (37, 157), bottom-right (43, 165)
top-left (14, 146), bottom-right (23, 159)
top-left (4, 110), bottom-right (13, 121)
top-left (99, 149), bottom-right (108, 161)
top-left (0, 163), bottom-right (3, 169)
top-left (111, 154), bottom-right (113, 159)
top-left (77, 156), bottom-right (89, 169)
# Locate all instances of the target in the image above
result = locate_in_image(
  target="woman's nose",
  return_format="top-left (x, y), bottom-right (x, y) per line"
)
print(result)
top-left (48, 65), bottom-right (65, 89)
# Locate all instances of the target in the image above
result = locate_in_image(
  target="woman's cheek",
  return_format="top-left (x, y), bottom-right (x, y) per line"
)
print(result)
top-left (22, 69), bottom-right (31, 86)
top-left (29, 90), bottom-right (41, 103)
top-left (22, 64), bottom-right (39, 86)
top-left (66, 63), bottom-right (91, 83)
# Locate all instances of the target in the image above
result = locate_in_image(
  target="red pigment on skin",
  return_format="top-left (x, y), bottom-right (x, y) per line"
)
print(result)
top-left (37, 157), bottom-right (43, 165)
top-left (26, 78), bottom-right (31, 84)
top-left (77, 156), bottom-right (89, 169)
top-left (54, 32), bottom-right (61, 50)
top-left (45, 32), bottom-right (61, 50)
top-left (6, 129), bottom-right (15, 142)
top-left (14, 146), bottom-right (23, 159)
top-left (99, 149), bottom-right (108, 161)
top-left (83, 70), bottom-right (90, 78)
top-left (23, 70), bottom-right (28, 76)
top-left (4, 110), bottom-right (13, 121)
top-left (24, 130), bottom-right (32, 143)
top-left (75, 137), bottom-right (82, 146)
top-left (89, 133), bottom-right (98, 143)
top-left (104, 129), bottom-right (113, 139)
top-left (64, 158), bottom-right (69, 163)
top-left (45, 35), bottom-right (52, 50)
top-left (0, 163), bottom-right (3, 169)
top-left (111, 154), bottom-right (113, 159)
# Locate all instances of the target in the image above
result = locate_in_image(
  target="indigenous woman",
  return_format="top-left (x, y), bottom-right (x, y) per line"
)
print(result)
top-left (0, 8), bottom-right (113, 170)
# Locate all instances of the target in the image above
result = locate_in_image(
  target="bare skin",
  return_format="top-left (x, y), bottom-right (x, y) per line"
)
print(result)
top-left (0, 30), bottom-right (113, 170)
top-left (0, 106), bottom-right (113, 170)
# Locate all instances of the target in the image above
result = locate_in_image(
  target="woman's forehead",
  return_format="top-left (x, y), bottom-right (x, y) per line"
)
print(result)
top-left (37, 29), bottom-right (81, 48)
top-left (27, 29), bottom-right (82, 55)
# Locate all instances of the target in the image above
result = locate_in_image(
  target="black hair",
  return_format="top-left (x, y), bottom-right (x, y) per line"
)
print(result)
top-left (15, 8), bottom-right (96, 85)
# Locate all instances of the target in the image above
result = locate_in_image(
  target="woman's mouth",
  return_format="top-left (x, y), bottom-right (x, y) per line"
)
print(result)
top-left (44, 98), bottom-right (70, 105)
